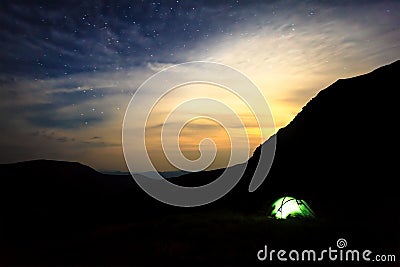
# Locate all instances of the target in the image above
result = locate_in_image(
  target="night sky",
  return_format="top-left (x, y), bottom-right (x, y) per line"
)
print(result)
top-left (0, 1), bottom-right (399, 172)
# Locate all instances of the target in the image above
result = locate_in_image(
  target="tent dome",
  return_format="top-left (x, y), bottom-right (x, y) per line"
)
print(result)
top-left (269, 196), bottom-right (315, 219)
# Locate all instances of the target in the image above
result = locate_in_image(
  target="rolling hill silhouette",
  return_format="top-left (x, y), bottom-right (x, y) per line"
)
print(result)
top-left (1, 60), bottom-right (399, 265)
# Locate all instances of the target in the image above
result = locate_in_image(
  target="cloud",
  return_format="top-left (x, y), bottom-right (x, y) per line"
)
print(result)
top-left (0, 0), bottom-right (399, 171)
top-left (182, 1), bottom-right (400, 128)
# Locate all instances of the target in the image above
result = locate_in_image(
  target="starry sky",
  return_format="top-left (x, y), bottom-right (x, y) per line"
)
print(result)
top-left (0, 0), bottom-right (399, 172)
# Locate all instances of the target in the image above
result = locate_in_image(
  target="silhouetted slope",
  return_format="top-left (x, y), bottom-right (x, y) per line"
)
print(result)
top-left (248, 60), bottom-right (400, 220)
top-left (171, 60), bottom-right (400, 221)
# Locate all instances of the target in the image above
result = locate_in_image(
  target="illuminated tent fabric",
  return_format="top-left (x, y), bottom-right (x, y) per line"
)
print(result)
top-left (269, 196), bottom-right (315, 219)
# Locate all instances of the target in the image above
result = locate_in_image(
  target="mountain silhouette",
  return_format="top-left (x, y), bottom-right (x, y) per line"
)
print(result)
top-left (2, 61), bottom-right (399, 217)
top-left (171, 60), bottom-right (399, 219)
top-left (248, 60), bottom-right (399, 219)
top-left (1, 61), bottom-right (399, 265)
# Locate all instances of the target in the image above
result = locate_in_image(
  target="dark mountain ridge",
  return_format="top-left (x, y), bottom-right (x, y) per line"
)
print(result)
top-left (250, 60), bottom-right (399, 218)
top-left (2, 61), bottom-right (399, 217)
top-left (1, 60), bottom-right (399, 265)
top-left (171, 60), bottom-right (400, 219)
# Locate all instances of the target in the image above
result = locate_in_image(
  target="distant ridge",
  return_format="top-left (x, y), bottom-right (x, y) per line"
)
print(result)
top-left (1, 60), bottom-right (399, 219)
top-left (1, 159), bottom-right (99, 175)
top-left (100, 170), bottom-right (190, 179)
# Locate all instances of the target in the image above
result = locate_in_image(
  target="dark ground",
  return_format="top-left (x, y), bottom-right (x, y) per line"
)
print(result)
top-left (1, 208), bottom-right (398, 266)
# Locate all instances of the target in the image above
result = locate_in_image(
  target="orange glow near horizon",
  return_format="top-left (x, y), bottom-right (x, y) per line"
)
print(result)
top-left (143, 83), bottom-right (271, 171)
